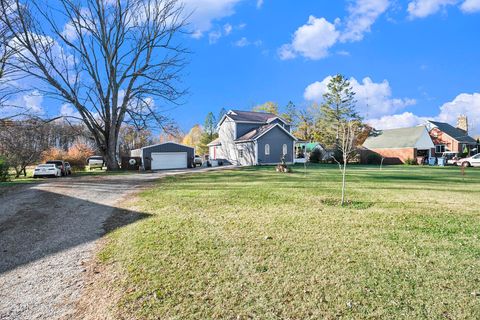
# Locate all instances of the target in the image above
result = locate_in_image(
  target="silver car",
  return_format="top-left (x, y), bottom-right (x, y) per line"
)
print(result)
top-left (457, 153), bottom-right (480, 167)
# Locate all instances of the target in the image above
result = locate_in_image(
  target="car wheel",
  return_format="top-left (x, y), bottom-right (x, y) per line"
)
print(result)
top-left (462, 161), bottom-right (471, 167)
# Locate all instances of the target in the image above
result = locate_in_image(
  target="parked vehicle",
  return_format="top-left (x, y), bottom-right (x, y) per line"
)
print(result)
top-left (442, 152), bottom-right (461, 165)
top-left (193, 155), bottom-right (203, 167)
top-left (33, 164), bottom-right (62, 178)
top-left (87, 156), bottom-right (105, 170)
top-left (46, 160), bottom-right (67, 176)
top-left (457, 154), bottom-right (480, 167)
top-left (64, 162), bottom-right (72, 175)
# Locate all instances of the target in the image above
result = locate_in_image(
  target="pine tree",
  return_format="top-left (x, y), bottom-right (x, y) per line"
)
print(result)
top-left (314, 74), bottom-right (361, 148)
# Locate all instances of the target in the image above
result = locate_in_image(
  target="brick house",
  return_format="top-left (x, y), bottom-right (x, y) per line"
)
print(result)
top-left (425, 117), bottom-right (478, 157)
top-left (361, 126), bottom-right (435, 164)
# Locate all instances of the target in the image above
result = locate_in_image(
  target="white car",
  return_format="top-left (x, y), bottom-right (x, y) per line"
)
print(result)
top-left (33, 164), bottom-right (62, 178)
top-left (457, 153), bottom-right (480, 167)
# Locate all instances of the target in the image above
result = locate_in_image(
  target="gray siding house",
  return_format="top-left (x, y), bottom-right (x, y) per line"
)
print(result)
top-left (208, 110), bottom-right (297, 166)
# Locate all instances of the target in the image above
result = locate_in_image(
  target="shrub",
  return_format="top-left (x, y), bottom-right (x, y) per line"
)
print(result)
top-left (65, 143), bottom-right (94, 169)
top-left (0, 157), bottom-right (10, 182)
top-left (404, 158), bottom-right (417, 165)
top-left (309, 148), bottom-right (324, 163)
top-left (41, 147), bottom-right (66, 163)
top-left (41, 143), bottom-right (95, 170)
top-left (366, 153), bottom-right (382, 165)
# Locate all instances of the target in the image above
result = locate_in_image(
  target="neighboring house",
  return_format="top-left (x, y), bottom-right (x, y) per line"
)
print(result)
top-left (361, 126), bottom-right (435, 164)
top-left (425, 116), bottom-right (478, 156)
top-left (208, 110), bottom-right (297, 166)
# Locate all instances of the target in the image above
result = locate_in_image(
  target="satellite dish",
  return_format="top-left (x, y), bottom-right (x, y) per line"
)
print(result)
top-left (129, 158), bottom-right (137, 165)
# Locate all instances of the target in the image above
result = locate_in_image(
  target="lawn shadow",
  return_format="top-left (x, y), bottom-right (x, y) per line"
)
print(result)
top-left (0, 182), bottom-right (151, 275)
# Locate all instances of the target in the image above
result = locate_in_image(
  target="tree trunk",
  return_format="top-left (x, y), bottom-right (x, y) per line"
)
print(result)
top-left (105, 145), bottom-right (120, 171)
top-left (341, 163), bottom-right (347, 206)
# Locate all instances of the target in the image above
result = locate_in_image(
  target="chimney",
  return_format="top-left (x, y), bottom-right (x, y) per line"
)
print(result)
top-left (457, 115), bottom-right (468, 134)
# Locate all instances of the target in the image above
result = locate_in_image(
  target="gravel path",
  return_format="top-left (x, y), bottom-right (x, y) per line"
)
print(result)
top-left (0, 167), bottom-right (228, 320)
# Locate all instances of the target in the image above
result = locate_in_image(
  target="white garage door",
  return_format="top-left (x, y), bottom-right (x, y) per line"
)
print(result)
top-left (151, 152), bottom-right (187, 170)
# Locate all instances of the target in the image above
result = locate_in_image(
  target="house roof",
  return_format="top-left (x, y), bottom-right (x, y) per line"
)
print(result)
top-left (363, 126), bottom-right (434, 149)
top-left (427, 120), bottom-right (477, 144)
top-left (235, 123), bottom-right (297, 142)
top-left (207, 137), bottom-right (221, 146)
top-left (217, 110), bottom-right (289, 127)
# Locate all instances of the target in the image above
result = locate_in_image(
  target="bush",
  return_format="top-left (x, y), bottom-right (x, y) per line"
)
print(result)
top-left (309, 148), bottom-right (324, 163)
top-left (0, 157), bottom-right (10, 182)
top-left (366, 153), bottom-right (382, 165)
top-left (42, 143), bottom-right (95, 170)
top-left (404, 158), bottom-right (417, 165)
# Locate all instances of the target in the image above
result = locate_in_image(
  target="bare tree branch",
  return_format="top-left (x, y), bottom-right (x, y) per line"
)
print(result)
top-left (0, 0), bottom-right (188, 169)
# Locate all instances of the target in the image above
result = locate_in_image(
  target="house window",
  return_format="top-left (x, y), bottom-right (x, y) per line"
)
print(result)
top-left (282, 144), bottom-right (288, 155)
top-left (265, 144), bottom-right (270, 155)
top-left (435, 145), bottom-right (445, 153)
top-left (239, 150), bottom-right (244, 158)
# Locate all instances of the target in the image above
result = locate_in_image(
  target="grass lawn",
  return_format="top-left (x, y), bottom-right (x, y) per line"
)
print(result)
top-left (99, 164), bottom-right (480, 319)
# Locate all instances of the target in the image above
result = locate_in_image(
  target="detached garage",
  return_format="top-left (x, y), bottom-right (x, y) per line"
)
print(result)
top-left (131, 142), bottom-right (194, 170)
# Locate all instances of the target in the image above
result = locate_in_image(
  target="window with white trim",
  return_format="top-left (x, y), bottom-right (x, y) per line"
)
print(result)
top-left (265, 144), bottom-right (270, 155)
top-left (435, 145), bottom-right (445, 153)
top-left (283, 144), bottom-right (288, 155)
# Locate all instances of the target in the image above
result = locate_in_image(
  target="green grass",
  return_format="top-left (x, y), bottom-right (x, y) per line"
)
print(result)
top-left (99, 164), bottom-right (480, 319)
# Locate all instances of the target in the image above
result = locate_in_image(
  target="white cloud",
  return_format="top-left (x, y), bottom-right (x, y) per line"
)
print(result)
top-left (279, 1), bottom-right (389, 60)
top-left (59, 103), bottom-right (81, 119)
top-left (407, 0), bottom-right (458, 18)
top-left (304, 76), bottom-right (416, 118)
top-left (256, 0), bottom-right (264, 9)
top-left (460, 0), bottom-right (480, 12)
top-left (224, 23), bottom-right (233, 35)
top-left (234, 37), bottom-right (249, 47)
top-left (15, 90), bottom-right (44, 114)
top-left (182, 0), bottom-right (243, 37)
top-left (208, 30), bottom-right (222, 44)
top-left (436, 93), bottom-right (480, 133)
top-left (367, 112), bottom-right (426, 130)
top-left (366, 93), bottom-right (480, 135)
top-left (341, 0), bottom-right (390, 42)
top-left (278, 16), bottom-right (340, 60)
top-left (233, 37), bottom-right (262, 47)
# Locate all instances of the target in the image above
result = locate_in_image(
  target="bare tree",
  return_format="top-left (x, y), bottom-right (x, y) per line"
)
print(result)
top-left (0, 118), bottom-right (50, 177)
top-left (332, 121), bottom-right (362, 206)
top-left (0, 0), bottom-right (188, 170)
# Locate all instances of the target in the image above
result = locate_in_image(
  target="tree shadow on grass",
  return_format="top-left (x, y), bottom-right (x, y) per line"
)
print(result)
top-left (0, 184), bottom-right (151, 275)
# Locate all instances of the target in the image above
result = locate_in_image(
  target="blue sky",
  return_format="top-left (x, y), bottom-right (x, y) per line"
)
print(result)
top-left (169, 0), bottom-right (480, 135)
top-left (17, 0), bottom-right (480, 135)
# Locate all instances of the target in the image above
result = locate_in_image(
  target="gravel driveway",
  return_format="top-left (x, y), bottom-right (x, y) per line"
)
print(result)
top-left (0, 167), bottom-right (227, 320)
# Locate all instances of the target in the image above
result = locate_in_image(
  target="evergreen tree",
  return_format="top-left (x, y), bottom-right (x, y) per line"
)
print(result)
top-left (197, 112), bottom-right (219, 155)
top-left (314, 74), bottom-right (361, 148)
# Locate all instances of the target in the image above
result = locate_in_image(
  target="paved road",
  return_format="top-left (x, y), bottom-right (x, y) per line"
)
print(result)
top-left (0, 167), bottom-right (228, 320)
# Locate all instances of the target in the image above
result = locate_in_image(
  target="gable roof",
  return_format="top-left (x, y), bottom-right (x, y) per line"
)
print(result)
top-left (235, 123), bottom-right (297, 142)
top-left (363, 126), bottom-right (434, 149)
top-left (427, 120), bottom-right (477, 144)
top-left (218, 110), bottom-right (289, 127)
top-left (207, 137), bottom-right (221, 146)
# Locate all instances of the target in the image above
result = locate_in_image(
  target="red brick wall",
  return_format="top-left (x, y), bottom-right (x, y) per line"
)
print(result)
top-left (430, 128), bottom-right (459, 154)
top-left (361, 148), bottom-right (416, 164)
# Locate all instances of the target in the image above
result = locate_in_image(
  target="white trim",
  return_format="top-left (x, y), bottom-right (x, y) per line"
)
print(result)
top-left (253, 123), bottom-right (298, 141)
top-left (254, 141), bottom-right (259, 165)
top-left (266, 116), bottom-right (290, 125)
top-left (265, 144), bottom-right (270, 155)
top-left (282, 143), bottom-right (288, 156)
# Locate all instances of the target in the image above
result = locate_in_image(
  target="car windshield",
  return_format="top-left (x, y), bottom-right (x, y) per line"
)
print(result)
top-left (38, 164), bottom-right (55, 168)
